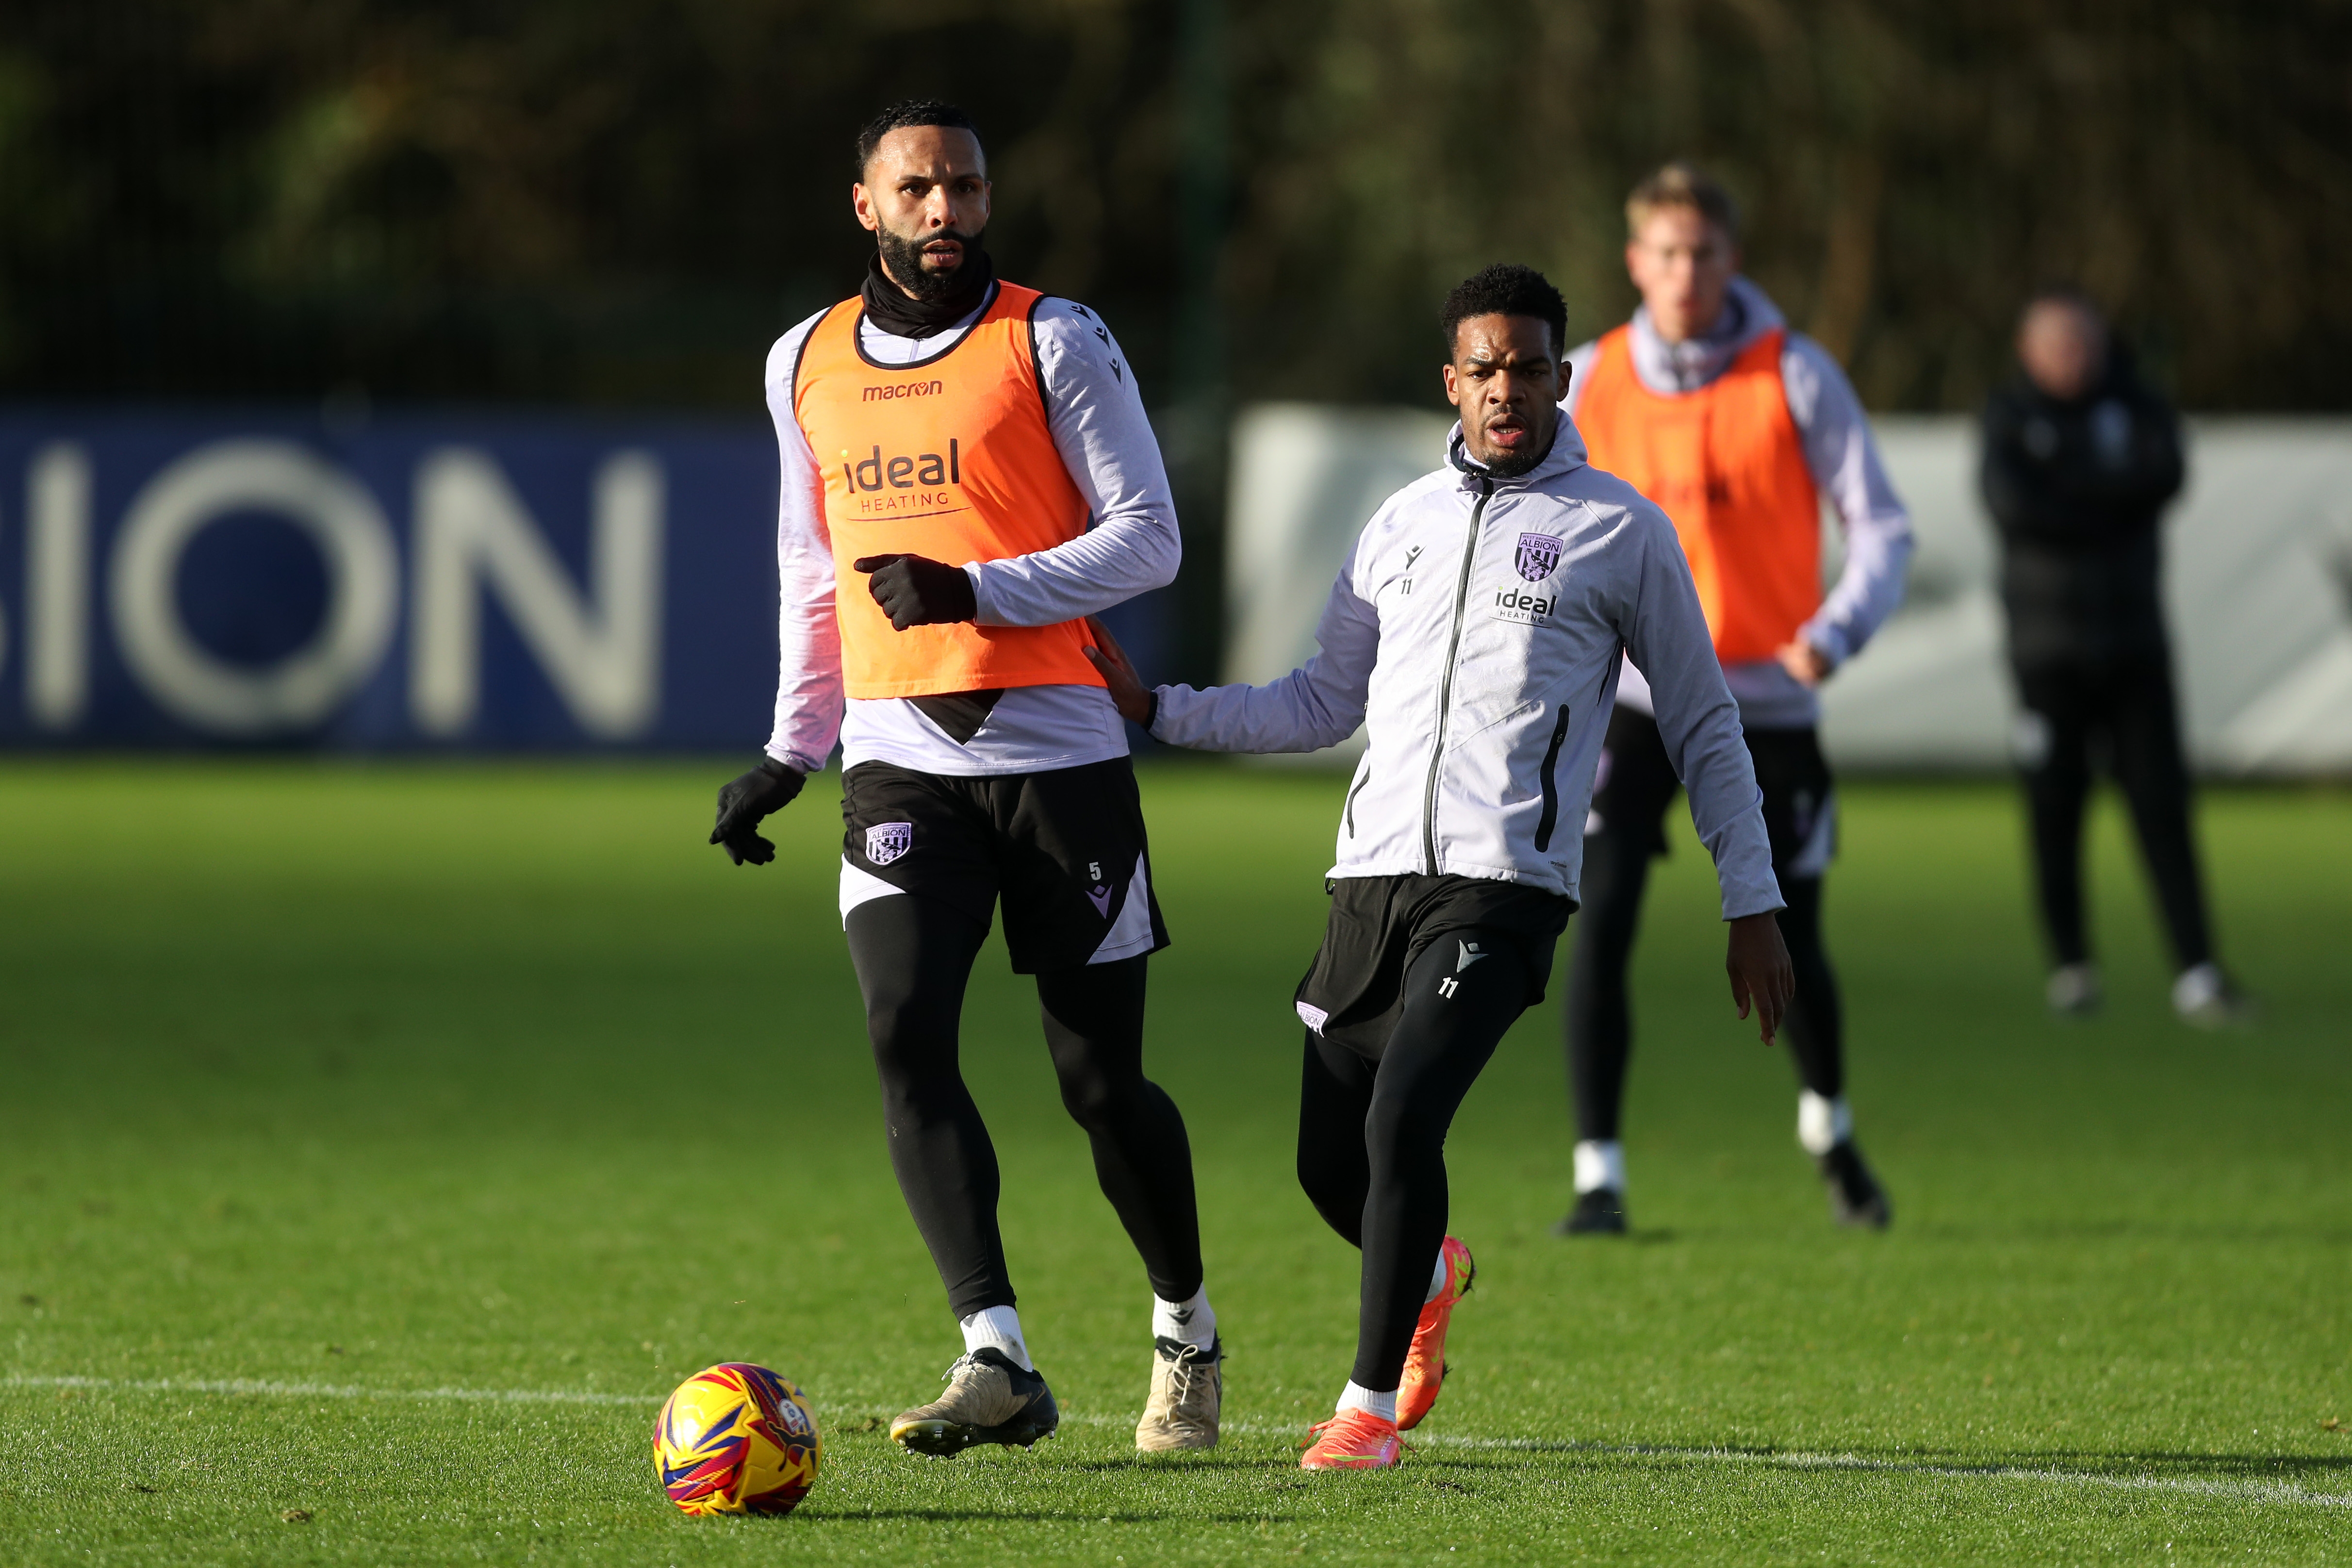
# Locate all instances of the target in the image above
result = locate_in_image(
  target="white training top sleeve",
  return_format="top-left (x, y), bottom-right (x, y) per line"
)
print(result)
top-left (760, 314), bottom-right (846, 774)
top-left (961, 300), bottom-right (1183, 627)
top-left (1149, 527), bottom-right (1382, 755)
top-left (1780, 334), bottom-right (1915, 667)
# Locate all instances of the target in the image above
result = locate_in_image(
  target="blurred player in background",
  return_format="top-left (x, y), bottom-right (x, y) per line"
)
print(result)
top-left (1557, 163), bottom-right (1915, 1236)
top-left (707, 100), bottom-right (1223, 1456)
top-left (1980, 288), bottom-right (2247, 1025)
top-left (1089, 265), bottom-right (1794, 1469)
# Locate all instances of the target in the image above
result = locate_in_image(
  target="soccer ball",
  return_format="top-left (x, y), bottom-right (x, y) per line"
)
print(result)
top-left (653, 1362), bottom-right (822, 1516)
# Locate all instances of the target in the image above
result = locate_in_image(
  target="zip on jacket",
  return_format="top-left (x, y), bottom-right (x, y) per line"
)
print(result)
top-left (1422, 478), bottom-right (1491, 873)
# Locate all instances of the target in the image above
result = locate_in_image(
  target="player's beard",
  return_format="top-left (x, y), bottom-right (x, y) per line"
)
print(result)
top-left (1477, 423), bottom-right (1556, 479)
top-left (877, 224), bottom-right (987, 302)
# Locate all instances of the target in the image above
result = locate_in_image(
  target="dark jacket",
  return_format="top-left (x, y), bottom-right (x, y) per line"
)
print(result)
top-left (1978, 343), bottom-right (2186, 668)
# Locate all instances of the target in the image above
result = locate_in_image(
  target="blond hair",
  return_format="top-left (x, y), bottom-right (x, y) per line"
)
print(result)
top-left (1626, 162), bottom-right (1741, 242)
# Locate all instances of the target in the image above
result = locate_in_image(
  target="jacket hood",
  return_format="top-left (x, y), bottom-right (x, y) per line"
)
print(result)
top-left (1627, 275), bottom-right (1786, 395)
top-left (1446, 413), bottom-right (1592, 490)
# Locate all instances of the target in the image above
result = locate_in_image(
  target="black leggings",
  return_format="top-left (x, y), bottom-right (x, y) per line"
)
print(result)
top-left (845, 893), bottom-right (1203, 1320)
top-left (2013, 657), bottom-right (2213, 971)
top-left (1296, 928), bottom-right (1531, 1392)
top-left (1568, 845), bottom-right (1842, 1142)
top-left (1566, 711), bottom-right (1845, 1145)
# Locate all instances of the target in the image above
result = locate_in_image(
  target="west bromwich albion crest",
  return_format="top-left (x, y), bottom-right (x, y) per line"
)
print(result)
top-left (865, 822), bottom-right (914, 865)
top-left (1515, 532), bottom-right (1563, 582)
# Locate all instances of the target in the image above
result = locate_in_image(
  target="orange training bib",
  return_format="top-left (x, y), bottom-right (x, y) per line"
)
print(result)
top-left (792, 281), bottom-right (1104, 699)
top-left (1576, 325), bottom-right (1821, 664)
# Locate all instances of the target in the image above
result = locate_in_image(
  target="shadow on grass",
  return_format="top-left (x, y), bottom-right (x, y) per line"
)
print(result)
top-left (803, 1509), bottom-right (1317, 1525)
top-left (791, 1444), bottom-right (2352, 1528)
top-left (1897, 1447), bottom-right (2352, 1482)
top-left (1895, 1221), bottom-right (2352, 1245)
top-left (1034, 1457), bottom-right (1303, 1476)
top-left (1402, 1436), bottom-right (2352, 1489)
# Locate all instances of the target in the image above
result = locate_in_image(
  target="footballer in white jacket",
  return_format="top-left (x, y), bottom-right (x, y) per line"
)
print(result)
top-left (1086, 264), bottom-right (1795, 1470)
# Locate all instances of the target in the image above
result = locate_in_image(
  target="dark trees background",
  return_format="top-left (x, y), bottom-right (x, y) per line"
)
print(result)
top-left (0, 0), bottom-right (2346, 416)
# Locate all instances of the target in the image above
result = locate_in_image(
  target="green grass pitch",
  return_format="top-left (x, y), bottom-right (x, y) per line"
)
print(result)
top-left (0, 759), bottom-right (2346, 1565)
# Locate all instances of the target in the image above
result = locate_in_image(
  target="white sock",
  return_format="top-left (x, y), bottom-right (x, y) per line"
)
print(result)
top-left (1337, 1381), bottom-right (1397, 1422)
top-left (958, 1305), bottom-right (1033, 1372)
top-left (1573, 1139), bottom-right (1626, 1194)
top-left (1796, 1090), bottom-right (1853, 1156)
top-left (1153, 1286), bottom-right (1217, 1352)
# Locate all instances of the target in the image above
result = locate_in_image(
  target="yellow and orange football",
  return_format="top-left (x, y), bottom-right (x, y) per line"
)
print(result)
top-left (653, 1362), bottom-right (822, 1516)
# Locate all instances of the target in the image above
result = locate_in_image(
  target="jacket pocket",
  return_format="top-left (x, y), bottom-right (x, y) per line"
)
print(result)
top-left (1533, 703), bottom-right (1573, 852)
top-left (1343, 768), bottom-right (1371, 837)
top-left (1444, 695), bottom-right (1541, 753)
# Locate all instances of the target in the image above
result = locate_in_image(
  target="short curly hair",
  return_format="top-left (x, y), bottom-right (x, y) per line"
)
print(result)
top-left (855, 100), bottom-right (982, 175)
top-left (1440, 264), bottom-right (1568, 360)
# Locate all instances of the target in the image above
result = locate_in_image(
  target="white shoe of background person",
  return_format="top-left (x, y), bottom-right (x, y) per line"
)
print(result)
top-left (2172, 962), bottom-right (2255, 1028)
top-left (2045, 961), bottom-right (2101, 1016)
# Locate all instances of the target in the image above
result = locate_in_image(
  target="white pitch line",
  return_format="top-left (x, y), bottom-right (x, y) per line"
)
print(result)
top-left (3, 1374), bottom-right (658, 1408)
top-left (9, 1374), bottom-right (2344, 1510)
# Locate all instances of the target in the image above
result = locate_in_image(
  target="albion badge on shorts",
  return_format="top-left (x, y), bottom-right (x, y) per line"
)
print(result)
top-left (865, 822), bottom-right (914, 865)
top-left (1515, 531), bottom-right (1563, 581)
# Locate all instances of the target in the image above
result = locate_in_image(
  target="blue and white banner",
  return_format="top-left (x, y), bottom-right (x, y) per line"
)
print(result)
top-left (0, 408), bottom-right (790, 749)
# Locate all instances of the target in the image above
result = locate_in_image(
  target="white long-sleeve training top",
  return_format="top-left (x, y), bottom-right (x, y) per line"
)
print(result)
top-left (1564, 275), bottom-right (1914, 730)
top-left (1149, 420), bottom-right (1783, 919)
top-left (762, 283), bottom-right (1180, 776)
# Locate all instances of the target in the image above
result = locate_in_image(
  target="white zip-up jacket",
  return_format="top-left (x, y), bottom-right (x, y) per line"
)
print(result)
top-left (1150, 421), bottom-right (1783, 920)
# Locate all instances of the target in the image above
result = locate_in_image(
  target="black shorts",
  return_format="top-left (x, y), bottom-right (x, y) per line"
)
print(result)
top-left (1588, 706), bottom-right (1836, 877)
top-left (1294, 875), bottom-right (1575, 1059)
top-left (839, 757), bottom-right (1170, 973)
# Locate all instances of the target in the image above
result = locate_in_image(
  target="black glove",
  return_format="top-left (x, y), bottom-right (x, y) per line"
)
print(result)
top-left (709, 757), bottom-right (806, 866)
top-left (852, 553), bottom-right (977, 629)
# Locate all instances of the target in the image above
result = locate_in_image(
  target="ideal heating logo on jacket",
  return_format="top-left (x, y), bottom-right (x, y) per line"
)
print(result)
top-left (837, 440), bottom-right (963, 516)
top-left (1493, 586), bottom-right (1557, 625)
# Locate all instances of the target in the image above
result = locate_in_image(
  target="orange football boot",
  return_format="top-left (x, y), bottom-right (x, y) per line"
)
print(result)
top-left (1299, 1407), bottom-right (1401, 1470)
top-left (1396, 1235), bottom-right (1475, 1430)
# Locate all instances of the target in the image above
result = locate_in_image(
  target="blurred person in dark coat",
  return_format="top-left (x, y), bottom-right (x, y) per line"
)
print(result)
top-left (1980, 288), bottom-right (2247, 1026)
